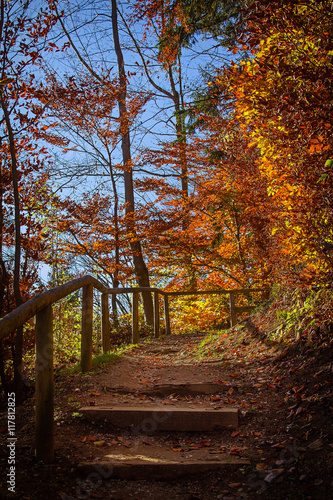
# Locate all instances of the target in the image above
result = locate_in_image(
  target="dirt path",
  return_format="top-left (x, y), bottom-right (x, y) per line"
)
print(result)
top-left (0, 329), bottom-right (332, 499)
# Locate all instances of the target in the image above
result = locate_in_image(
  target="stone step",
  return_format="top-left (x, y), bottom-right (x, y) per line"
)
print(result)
top-left (79, 405), bottom-right (239, 431)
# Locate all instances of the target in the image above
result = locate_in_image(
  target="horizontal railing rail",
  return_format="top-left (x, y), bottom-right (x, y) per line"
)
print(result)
top-left (0, 274), bottom-right (268, 463)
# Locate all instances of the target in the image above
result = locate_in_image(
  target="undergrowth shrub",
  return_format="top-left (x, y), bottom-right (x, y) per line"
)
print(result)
top-left (252, 285), bottom-right (333, 343)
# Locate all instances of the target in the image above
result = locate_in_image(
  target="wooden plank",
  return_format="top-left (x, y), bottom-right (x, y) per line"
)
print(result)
top-left (132, 292), bottom-right (139, 344)
top-left (77, 456), bottom-right (249, 480)
top-left (101, 293), bottom-right (110, 353)
top-left (79, 406), bottom-right (239, 431)
top-left (167, 288), bottom-right (266, 297)
top-left (106, 287), bottom-right (166, 295)
top-left (35, 304), bottom-right (54, 463)
top-left (164, 295), bottom-right (171, 335)
top-left (154, 291), bottom-right (160, 338)
top-left (81, 284), bottom-right (93, 372)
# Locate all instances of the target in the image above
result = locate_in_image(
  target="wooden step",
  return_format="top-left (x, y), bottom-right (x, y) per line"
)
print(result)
top-left (79, 405), bottom-right (239, 431)
top-left (140, 382), bottom-right (244, 396)
top-left (76, 455), bottom-right (250, 480)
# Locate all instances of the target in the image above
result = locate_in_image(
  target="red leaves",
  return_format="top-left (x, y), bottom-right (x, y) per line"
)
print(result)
top-left (81, 436), bottom-right (96, 443)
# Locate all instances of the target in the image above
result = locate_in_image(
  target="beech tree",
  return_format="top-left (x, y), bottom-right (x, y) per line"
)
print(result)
top-left (0, 0), bottom-right (58, 395)
top-left (212, 0), bottom-right (333, 284)
top-left (38, 0), bottom-right (156, 326)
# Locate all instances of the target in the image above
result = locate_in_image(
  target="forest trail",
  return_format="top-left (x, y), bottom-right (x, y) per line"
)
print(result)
top-left (1, 328), bottom-right (332, 499)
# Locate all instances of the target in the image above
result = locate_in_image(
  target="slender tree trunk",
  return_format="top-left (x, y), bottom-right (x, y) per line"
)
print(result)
top-left (168, 64), bottom-right (197, 290)
top-left (0, 157), bottom-right (7, 390)
top-left (108, 160), bottom-right (120, 328)
top-left (111, 0), bottom-right (154, 327)
top-left (0, 92), bottom-right (24, 400)
top-left (0, 150), bottom-right (6, 316)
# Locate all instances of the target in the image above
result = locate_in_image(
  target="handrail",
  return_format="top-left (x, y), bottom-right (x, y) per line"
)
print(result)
top-left (166, 287), bottom-right (265, 296)
top-left (0, 275), bottom-right (169, 463)
top-left (0, 275), bottom-right (167, 341)
top-left (0, 275), bottom-right (106, 341)
top-left (0, 274), bottom-right (267, 463)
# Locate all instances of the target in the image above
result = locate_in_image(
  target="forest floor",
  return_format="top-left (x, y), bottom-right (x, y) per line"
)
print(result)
top-left (0, 318), bottom-right (333, 500)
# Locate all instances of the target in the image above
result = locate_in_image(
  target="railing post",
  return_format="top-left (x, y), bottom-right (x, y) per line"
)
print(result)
top-left (35, 304), bottom-right (54, 463)
top-left (101, 293), bottom-right (110, 353)
top-left (154, 291), bottom-right (160, 338)
top-left (81, 284), bottom-right (93, 372)
top-left (164, 294), bottom-right (171, 335)
top-left (132, 291), bottom-right (139, 344)
top-left (229, 292), bottom-right (237, 327)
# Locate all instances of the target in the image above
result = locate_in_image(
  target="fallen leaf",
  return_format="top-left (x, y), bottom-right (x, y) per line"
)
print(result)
top-left (271, 443), bottom-right (287, 450)
top-left (231, 431), bottom-right (240, 438)
top-left (229, 447), bottom-right (247, 455)
top-left (295, 406), bottom-right (303, 416)
top-left (308, 439), bottom-right (323, 450)
top-left (81, 436), bottom-right (96, 443)
top-left (199, 440), bottom-right (212, 447)
top-left (264, 469), bottom-right (284, 483)
top-left (256, 463), bottom-right (268, 471)
top-left (93, 440), bottom-right (106, 446)
top-left (228, 482), bottom-right (241, 488)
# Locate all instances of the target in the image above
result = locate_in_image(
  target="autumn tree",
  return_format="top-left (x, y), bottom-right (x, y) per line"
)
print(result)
top-left (125, 1), bottom-right (234, 289)
top-left (212, 0), bottom-right (333, 285)
top-left (34, 0), bottom-right (156, 327)
top-left (0, 0), bottom-right (59, 395)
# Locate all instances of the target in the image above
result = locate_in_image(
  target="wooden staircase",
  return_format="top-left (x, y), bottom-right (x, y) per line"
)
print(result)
top-left (76, 382), bottom-right (248, 481)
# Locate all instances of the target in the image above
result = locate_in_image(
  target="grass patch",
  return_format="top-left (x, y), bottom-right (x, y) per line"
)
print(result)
top-left (91, 351), bottom-right (121, 369)
top-left (194, 331), bottom-right (227, 359)
top-left (61, 348), bottom-right (128, 375)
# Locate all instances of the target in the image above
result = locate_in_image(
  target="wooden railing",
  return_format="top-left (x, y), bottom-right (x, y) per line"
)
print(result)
top-left (0, 274), bottom-right (267, 463)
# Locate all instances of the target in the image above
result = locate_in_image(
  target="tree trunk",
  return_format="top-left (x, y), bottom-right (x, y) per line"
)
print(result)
top-left (0, 92), bottom-right (24, 400)
top-left (111, 0), bottom-right (154, 327)
top-left (168, 64), bottom-right (197, 290)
